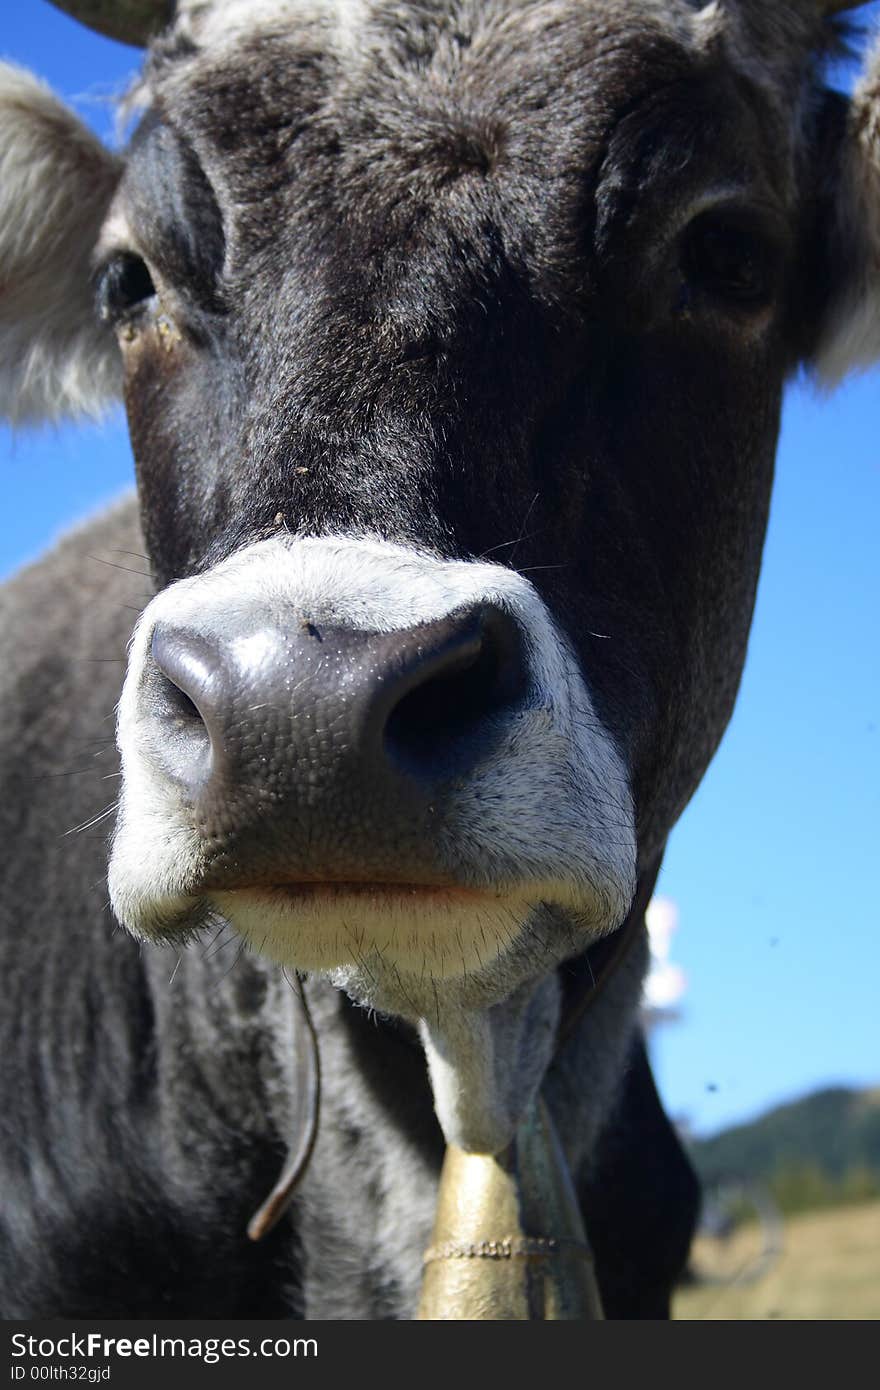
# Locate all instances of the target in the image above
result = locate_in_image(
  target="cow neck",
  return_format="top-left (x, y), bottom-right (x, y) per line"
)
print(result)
top-left (247, 871), bottom-right (655, 1243)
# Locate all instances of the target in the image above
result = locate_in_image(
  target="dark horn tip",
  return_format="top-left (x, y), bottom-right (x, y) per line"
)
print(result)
top-left (820, 0), bottom-right (874, 15)
top-left (46, 0), bottom-right (174, 48)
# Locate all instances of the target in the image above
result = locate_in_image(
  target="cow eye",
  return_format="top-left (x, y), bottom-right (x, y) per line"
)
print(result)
top-left (681, 213), bottom-right (774, 308)
top-left (95, 252), bottom-right (157, 326)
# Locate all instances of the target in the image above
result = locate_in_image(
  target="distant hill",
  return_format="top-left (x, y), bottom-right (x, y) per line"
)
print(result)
top-left (688, 1085), bottom-right (880, 1213)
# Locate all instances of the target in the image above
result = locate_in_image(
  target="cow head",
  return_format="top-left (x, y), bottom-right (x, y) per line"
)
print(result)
top-left (2, 0), bottom-right (878, 1152)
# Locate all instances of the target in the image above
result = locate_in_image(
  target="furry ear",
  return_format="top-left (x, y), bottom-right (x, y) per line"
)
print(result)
top-left (813, 36), bottom-right (880, 382)
top-left (0, 63), bottom-right (122, 423)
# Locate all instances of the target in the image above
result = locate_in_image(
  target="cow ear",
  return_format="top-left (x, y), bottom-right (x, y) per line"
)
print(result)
top-left (811, 37), bottom-right (880, 383)
top-left (0, 63), bottom-right (122, 424)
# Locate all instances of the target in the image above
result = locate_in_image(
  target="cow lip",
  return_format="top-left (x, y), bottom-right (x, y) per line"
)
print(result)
top-left (215, 880), bottom-right (499, 904)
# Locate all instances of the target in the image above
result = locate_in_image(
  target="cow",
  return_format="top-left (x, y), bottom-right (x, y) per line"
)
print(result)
top-left (1, 0), bottom-right (878, 1320)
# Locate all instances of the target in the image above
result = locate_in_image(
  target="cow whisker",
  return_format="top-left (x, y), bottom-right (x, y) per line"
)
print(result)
top-left (62, 801), bottom-right (118, 836)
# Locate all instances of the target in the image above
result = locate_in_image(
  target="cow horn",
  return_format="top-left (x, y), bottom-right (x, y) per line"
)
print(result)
top-left (46, 1), bottom-right (174, 47)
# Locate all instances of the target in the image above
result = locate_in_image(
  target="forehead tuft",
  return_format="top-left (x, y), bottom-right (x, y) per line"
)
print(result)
top-left (142, 1), bottom-right (834, 117)
top-left (140, 1), bottom-right (707, 139)
top-left (155, 1), bottom-right (713, 70)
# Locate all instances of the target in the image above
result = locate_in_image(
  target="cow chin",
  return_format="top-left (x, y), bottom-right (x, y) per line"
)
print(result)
top-left (207, 878), bottom-right (627, 1007)
top-left (210, 884), bottom-right (539, 981)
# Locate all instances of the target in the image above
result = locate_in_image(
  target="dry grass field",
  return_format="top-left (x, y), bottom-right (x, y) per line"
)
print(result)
top-left (674, 1200), bottom-right (880, 1320)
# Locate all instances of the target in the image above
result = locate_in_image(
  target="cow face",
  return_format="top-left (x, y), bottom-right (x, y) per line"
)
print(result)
top-left (3, 0), bottom-right (879, 1149)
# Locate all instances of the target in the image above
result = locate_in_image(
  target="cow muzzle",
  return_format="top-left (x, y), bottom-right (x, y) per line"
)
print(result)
top-left (109, 535), bottom-right (636, 1014)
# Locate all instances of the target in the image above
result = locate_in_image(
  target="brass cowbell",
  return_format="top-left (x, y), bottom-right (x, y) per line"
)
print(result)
top-left (417, 1095), bottom-right (604, 1320)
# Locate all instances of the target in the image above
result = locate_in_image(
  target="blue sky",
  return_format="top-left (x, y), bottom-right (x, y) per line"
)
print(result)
top-left (2, 3), bottom-right (878, 1138)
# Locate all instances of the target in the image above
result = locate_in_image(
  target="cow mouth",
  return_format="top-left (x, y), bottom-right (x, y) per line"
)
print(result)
top-left (216, 880), bottom-right (499, 906)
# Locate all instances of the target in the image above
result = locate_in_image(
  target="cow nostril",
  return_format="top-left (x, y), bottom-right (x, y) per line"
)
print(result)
top-left (159, 674), bottom-right (203, 727)
top-left (385, 607), bottom-right (528, 775)
top-left (148, 626), bottom-right (215, 789)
